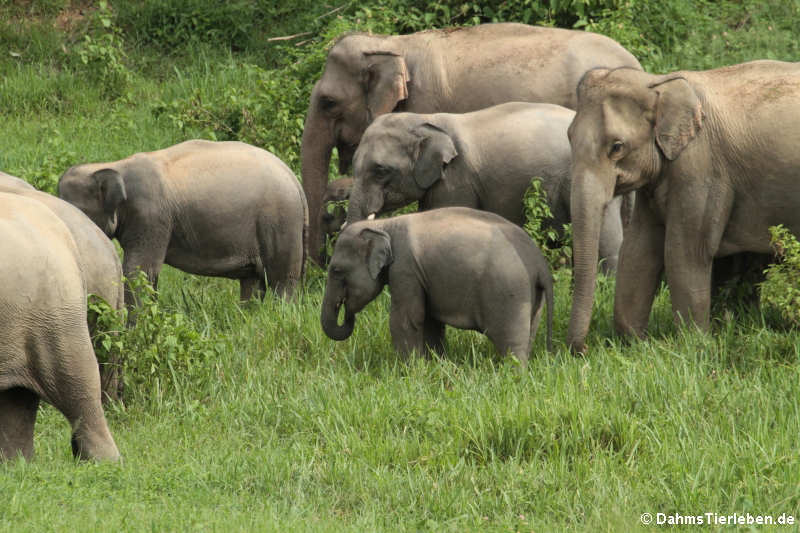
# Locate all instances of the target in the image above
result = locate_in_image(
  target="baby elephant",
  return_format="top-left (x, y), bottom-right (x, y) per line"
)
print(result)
top-left (58, 140), bottom-right (307, 304)
top-left (319, 176), bottom-right (353, 263)
top-left (321, 207), bottom-right (553, 365)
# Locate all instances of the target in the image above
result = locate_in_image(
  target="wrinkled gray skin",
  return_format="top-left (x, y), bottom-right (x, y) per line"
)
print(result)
top-left (320, 176), bottom-right (353, 264)
top-left (321, 208), bottom-right (553, 365)
top-left (302, 23), bottom-right (642, 264)
top-left (347, 102), bottom-right (626, 273)
top-left (58, 140), bottom-right (308, 305)
top-left (0, 193), bottom-right (120, 462)
top-left (0, 174), bottom-right (125, 401)
top-left (567, 61), bottom-right (800, 352)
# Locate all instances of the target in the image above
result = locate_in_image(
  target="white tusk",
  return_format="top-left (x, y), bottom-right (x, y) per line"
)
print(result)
top-left (367, 213), bottom-right (376, 220)
top-left (340, 221), bottom-right (348, 230)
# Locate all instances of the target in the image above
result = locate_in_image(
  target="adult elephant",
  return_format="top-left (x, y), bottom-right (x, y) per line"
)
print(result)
top-left (58, 140), bottom-right (307, 305)
top-left (0, 193), bottom-right (120, 461)
top-left (0, 173), bottom-right (125, 400)
top-left (566, 61), bottom-right (800, 352)
top-left (301, 22), bottom-right (642, 264)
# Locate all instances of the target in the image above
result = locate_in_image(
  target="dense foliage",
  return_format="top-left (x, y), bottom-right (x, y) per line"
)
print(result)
top-left (2, 1), bottom-right (800, 530)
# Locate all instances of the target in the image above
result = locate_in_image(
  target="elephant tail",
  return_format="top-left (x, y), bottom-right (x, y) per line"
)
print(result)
top-left (536, 276), bottom-right (554, 353)
top-left (300, 188), bottom-right (309, 281)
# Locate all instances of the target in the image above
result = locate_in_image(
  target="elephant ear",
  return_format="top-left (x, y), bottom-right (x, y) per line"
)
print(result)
top-left (651, 76), bottom-right (704, 161)
top-left (360, 227), bottom-right (393, 280)
top-left (92, 168), bottom-right (127, 214)
top-left (412, 123), bottom-right (458, 189)
top-left (363, 51), bottom-right (410, 121)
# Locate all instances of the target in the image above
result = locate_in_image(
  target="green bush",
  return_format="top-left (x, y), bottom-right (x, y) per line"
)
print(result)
top-left (116, 0), bottom-right (257, 53)
top-left (15, 131), bottom-right (77, 194)
top-left (73, 1), bottom-right (132, 98)
top-left (91, 271), bottom-right (226, 404)
top-left (522, 178), bottom-right (571, 269)
top-left (761, 225), bottom-right (800, 327)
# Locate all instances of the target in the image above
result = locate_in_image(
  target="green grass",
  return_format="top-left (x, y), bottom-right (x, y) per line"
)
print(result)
top-left (2, 1), bottom-right (800, 531)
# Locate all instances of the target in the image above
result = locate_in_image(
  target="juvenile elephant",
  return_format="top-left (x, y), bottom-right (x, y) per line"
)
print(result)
top-left (566, 61), bottom-right (800, 351)
top-left (58, 140), bottom-right (308, 304)
top-left (302, 23), bottom-right (642, 264)
top-left (320, 176), bottom-right (353, 263)
top-left (0, 173), bottom-right (125, 400)
top-left (346, 102), bottom-right (625, 272)
top-left (321, 207), bottom-right (554, 365)
top-left (0, 193), bottom-right (120, 461)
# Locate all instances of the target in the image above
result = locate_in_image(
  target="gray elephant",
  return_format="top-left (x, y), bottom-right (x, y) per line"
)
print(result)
top-left (302, 23), bottom-right (642, 264)
top-left (321, 207), bottom-right (553, 365)
top-left (320, 176), bottom-right (353, 263)
top-left (0, 173), bottom-right (125, 400)
top-left (0, 193), bottom-right (120, 461)
top-left (58, 140), bottom-right (308, 304)
top-left (566, 61), bottom-right (800, 351)
top-left (346, 102), bottom-right (625, 272)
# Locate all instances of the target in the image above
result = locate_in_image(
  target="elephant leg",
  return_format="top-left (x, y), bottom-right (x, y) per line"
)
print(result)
top-left (40, 329), bottom-right (120, 461)
top-left (598, 195), bottom-right (624, 274)
top-left (614, 197), bottom-right (665, 338)
top-left (0, 388), bottom-right (39, 461)
top-left (239, 277), bottom-right (264, 303)
top-left (664, 231), bottom-right (714, 330)
top-left (423, 315), bottom-right (446, 356)
top-left (120, 242), bottom-right (167, 309)
top-left (264, 238), bottom-right (303, 301)
top-left (487, 301), bottom-right (533, 367)
top-left (662, 186), bottom-right (729, 330)
top-left (389, 281), bottom-right (427, 358)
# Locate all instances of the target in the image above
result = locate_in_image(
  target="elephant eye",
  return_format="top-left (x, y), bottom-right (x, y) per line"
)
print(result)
top-left (320, 96), bottom-right (338, 111)
top-left (374, 165), bottom-right (392, 181)
top-left (609, 141), bottom-right (625, 158)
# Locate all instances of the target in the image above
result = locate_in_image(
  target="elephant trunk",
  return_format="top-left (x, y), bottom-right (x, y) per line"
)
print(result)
top-left (320, 284), bottom-right (356, 341)
top-left (301, 94), bottom-right (336, 266)
top-left (345, 180), bottom-right (384, 225)
top-left (567, 169), bottom-right (614, 352)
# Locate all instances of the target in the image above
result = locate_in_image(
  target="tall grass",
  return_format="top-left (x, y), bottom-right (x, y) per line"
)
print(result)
top-left (1, 1), bottom-right (800, 531)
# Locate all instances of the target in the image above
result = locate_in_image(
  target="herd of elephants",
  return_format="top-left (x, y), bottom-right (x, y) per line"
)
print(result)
top-left (2, 22), bottom-right (799, 462)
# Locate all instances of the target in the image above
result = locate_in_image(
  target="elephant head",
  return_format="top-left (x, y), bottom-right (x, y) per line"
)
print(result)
top-left (301, 33), bottom-right (411, 264)
top-left (567, 67), bottom-right (704, 351)
top-left (320, 225), bottom-right (393, 341)
top-left (58, 166), bottom-right (127, 238)
top-left (321, 176), bottom-right (353, 239)
top-left (346, 116), bottom-right (457, 223)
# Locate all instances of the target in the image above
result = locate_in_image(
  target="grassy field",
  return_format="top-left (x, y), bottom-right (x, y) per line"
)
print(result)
top-left (2, 1), bottom-right (800, 531)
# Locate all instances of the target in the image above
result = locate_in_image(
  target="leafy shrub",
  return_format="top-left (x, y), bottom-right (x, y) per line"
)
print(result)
top-left (761, 225), bottom-right (800, 327)
top-left (91, 271), bottom-right (226, 404)
top-left (15, 132), bottom-right (77, 194)
top-left (73, 1), bottom-right (132, 98)
top-left (522, 178), bottom-right (571, 269)
top-left (115, 0), bottom-right (257, 53)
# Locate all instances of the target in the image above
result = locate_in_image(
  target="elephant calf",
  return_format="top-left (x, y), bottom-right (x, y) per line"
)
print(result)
top-left (321, 207), bottom-right (554, 365)
top-left (319, 176), bottom-right (353, 263)
top-left (58, 140), bottom-right (308, 304)
top-left (346, 102), bottom-right (626, 272)
top-left (0, 193), bottom-right (119, 461)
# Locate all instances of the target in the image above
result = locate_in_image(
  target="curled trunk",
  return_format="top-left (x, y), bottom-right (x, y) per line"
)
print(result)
top-left (320, 285), bottom-right (356, 340)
